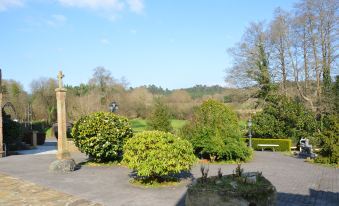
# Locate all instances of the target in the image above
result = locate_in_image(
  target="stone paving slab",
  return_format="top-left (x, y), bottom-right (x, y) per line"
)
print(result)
top-left (0, 173), bottom-right (101, 206)
top-left (0, 151), bottom-right (337, 206)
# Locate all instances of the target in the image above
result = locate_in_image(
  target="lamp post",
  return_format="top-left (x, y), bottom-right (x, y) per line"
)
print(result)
top-left (248, 118), bottom-right (252, 148)
top-left (109, 101), bottom-right (118, 113)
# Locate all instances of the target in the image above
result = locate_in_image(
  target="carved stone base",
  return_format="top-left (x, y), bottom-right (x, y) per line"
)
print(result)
top-left (49, 159), bottom-right (76, 173)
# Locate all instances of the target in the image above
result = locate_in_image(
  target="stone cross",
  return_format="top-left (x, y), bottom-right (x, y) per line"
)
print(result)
top-left (57, 71), bottom-right (64, 89)
top-left (49, 71), bottom-right (75, 172)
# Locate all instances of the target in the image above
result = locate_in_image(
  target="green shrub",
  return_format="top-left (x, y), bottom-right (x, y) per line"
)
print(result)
top-left (252, 95), bottom-right (317, 143)
top-left (241, 138), bottom-right (291, 152)
top-left (71, 112), bottom-right (133, 162)
top-left (314, 156), bottom-right (331, 165)
top-left (123, 131), bottom-right (196, 181)
top-left (3, 113), bottom-right (23, 150)
top-left (147, 99), bottom-right (173, 132)
top-left (182, 99), bottom-right (252, 161)
top-left (314, 114), bottom-right (339, 164)
top-left (31, 120), bottom-right (49, 133)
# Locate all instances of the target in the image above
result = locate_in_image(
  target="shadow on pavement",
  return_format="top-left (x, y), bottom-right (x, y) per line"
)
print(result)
top-left (175, 192), bottom-right (186, 206)
top-left (277, 189), bottom-right (338, 206)
top-left (176, 189), bottom-right (338, 206)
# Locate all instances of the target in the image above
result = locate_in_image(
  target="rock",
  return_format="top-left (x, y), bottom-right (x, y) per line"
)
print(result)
top-left (49, 159), bottom-right (76, 173)
top-left (242, 172), bottom-right (257, 184)
top-left (230, 181), bottom-right (238, 189)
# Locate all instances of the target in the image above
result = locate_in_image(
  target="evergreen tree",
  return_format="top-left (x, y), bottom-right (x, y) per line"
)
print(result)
top-left (147, 99), bottom-right (173, 132)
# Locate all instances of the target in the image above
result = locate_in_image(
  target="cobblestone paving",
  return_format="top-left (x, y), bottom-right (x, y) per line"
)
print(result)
top-left (0, 173), bottom-right (101, 206)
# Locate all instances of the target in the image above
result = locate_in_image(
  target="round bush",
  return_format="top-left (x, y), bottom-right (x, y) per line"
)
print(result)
top-left (71, 112), bottom-right (133, 162)
top-left (123, 131), bottom-right (196, 180)
top-left (182, 99), bottom-right (251, 161)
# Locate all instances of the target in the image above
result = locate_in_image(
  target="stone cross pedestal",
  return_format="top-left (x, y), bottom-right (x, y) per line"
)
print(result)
top-left (55, 87), bottom-right (70, 159)
top-left (0, 69), bottom-right (4, 158)
top-left (49, 71), bottom-right (76, 172)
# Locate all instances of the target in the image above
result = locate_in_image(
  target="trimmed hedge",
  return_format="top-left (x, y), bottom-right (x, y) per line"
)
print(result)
top-left (241, 138), bottom-right (291, 152)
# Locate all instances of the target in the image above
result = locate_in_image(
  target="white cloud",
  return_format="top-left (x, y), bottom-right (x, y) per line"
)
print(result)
top-left (58, 0), bottom-right (124, 11)
top-left (0, 0), bottom-right (24, 11)
top-left (126, 0), bottom-right (143, 14)
top-left (58, 0), bottom-right (144, 14)
top-left (46, 14), bottom-right (67, 27)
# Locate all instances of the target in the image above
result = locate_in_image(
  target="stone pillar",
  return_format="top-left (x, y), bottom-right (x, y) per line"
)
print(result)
top-left (55, 88), bottom-right (70, 160)
top-left (49, 71), bottom-right (75, 173)
top-left (0, 92), bottom-right (4, 158)
top-left (32, 131), bottom-right (38, 148)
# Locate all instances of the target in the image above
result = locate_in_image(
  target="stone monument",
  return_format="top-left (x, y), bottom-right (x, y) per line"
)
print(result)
top-left (0, 69), bottom-right (4, 158)
top-left (49, 71), bottom-right (76, 172)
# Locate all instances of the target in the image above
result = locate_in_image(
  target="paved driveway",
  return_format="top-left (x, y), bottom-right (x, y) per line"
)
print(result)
top-left (0, 150), bottom-right (337, 206)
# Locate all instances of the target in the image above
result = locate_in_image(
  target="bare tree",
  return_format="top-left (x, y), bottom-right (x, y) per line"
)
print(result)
top-left (269, 8), bottom-right (290, 95)
top-left (226, 22), bottom-right (272, 100)
top-left (30, 78), bottom-right (57, 124)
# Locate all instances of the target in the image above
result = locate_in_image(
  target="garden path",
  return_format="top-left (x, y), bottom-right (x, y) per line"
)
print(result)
top-left (0, 147), bottom-right (337, 206)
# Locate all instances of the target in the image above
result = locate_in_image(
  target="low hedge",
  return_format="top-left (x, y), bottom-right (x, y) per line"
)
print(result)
top-left (241, 138), bottom-right (291, 152)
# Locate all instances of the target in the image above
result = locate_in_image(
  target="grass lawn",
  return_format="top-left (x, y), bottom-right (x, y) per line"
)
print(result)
top-left (130, 119), bottom-right (187, 133)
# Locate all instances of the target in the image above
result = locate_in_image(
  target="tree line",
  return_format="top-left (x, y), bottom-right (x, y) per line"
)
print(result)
top-left (226, 0), bottom-right (338, 115)
top-left (2, 67), bottom-right (239, 124)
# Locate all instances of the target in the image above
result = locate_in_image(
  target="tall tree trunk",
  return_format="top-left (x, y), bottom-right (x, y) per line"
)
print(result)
top-left (279, 36), bottom-right (287, 96)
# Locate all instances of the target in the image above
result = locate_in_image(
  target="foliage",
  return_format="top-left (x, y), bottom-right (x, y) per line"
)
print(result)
top-left (71, 112), bottom-right (133, 162)
top-left (314, 114), bottom-right (339, 164)
top-left (2, 80), bottom-right (29, 122)
top-left (31, 120), bottom-right (49, 133)
top-left (334, 76), bottom-right (339, 114)
top-left (241, 138), bottom-right (291, 152)
top-left (255, 42), bottom-right (273, 99)
top-left (252, 95), bottom-right (317, 143)
top-left (123, 131), bottom-right (196, 181)
top-left (145, 84), bottom-right (171, 95)
top-left (185, 85), bottom-right (225, 99)
top-left (3, 113), bottom-right (23, 150)
top-left (182, 99), bottom-right (252, 161)
top-left (147, 99), bottom-right (173, 132)
top-left (30, 78), bottom-right (57, 124)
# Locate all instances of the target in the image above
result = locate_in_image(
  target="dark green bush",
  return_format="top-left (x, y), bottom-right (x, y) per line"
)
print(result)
top-left (182, 99), bottom-right (252, 161)
top-left (3, 113), bottom-right (23, 151)
top-left (147, 99), bottom-right (173, 132)
top-left (252, 95), bottom-right (317, 143)
top-left (241, 138), bottom-right (291, 152)
top-left (31, 120), bottom-right (49, 133)
top-left (71, 112), bottom-right (133, 162)
top-left (123, 131), bottom-right (196, 180)
top-left (314, 114), bottom-right (338, 164)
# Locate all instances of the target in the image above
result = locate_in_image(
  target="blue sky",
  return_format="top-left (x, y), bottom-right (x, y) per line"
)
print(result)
top-left (1, 0), bottom-right (298, 91)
